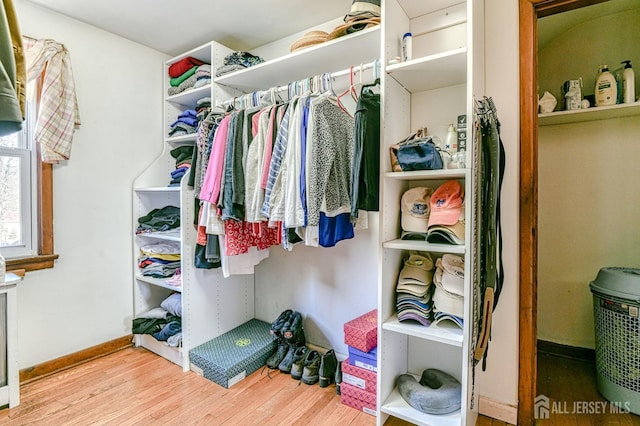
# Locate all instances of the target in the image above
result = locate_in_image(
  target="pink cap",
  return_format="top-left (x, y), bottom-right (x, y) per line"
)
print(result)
top-left (427, 180), bottom-right (464, 227)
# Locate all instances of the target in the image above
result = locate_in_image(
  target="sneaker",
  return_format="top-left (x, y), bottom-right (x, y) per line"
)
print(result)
top-left (290, 346), bottom-right (308, 380)
top-left (318, 349), bottom-right (337, 388)
top-left (278, 343), bottom-right (296, 373)
top-left (301, 350), bottom-right (321, 385)
top-left (266, 337), bottom-right (288, 370)
top-left (270, 309), bottom-right (293, 336)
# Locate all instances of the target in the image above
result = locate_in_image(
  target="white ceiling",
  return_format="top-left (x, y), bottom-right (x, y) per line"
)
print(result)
top-left (538, 0), bottom-right (640, 49)
top-left (24, 0), bottom-right (352, 56)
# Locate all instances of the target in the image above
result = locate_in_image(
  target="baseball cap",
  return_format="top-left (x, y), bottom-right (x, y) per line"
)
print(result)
top-left (397, 252), bottom-right (434, 295)
top-left (437, 254), bottom-right (465, 296)
top-left (426, 205), bottom-right (466, 245)
top-left (401, 187), bottom-right (434, 233)
top-left (427, 180), bottom-right (464, 228)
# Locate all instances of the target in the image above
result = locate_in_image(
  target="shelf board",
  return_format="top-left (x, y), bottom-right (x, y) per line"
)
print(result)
top-left (165, 84), bottom-right (211, 107)
top-left (381, 385), bottom-right (462, 426)
top-left (383, 315), bottom-right (463, 347)
top-left (384, 169), bottom-right (467, 181)
top-left (134, 186), bottom-right (180, 193)
top-left (134, 334), bottom-right (183, 368)
top-left (136, 275), bottom-right (182, 292)
top-left (538, 101), bottom-right (640, 126)
top-left (166, 134), bottom-right (196, 147)
top-left (398, 0), bottom-right (464, 20)
top-left (383, 239), bottom-right (466, 254)
top-left (135, 230), bottom-right (181, 242)
top-left (214, 26), bottom-right (381, 93)
top-left (386, 48), bottom-right (467, 93)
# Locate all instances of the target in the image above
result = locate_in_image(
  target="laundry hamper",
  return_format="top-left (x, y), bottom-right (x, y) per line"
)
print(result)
top-left (590, 267), bottom-right (640, 414)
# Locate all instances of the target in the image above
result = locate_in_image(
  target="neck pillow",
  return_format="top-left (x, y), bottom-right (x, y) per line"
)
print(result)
top-left (397, 368), bottom-right (462, 414)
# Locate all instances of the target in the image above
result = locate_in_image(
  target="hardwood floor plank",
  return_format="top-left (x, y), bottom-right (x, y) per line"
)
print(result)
top-left (3, 346), bottom-right (639, 425)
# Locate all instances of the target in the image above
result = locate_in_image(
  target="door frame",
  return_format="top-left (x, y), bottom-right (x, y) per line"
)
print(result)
top-left (518, 0), bottom-right (607, 424)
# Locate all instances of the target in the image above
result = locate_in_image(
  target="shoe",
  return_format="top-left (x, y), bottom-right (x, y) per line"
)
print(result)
top-left (290, 346), bottom-right (308, 380)
top-left (282, 311), bottom-right (303, 341)
top-left (318, 349), bottom-right (337, 388)
top-left (301, 350), bottom-right (321, 385)
top-left (335, 360), bottom-right (342, 395)
top-left (265, 337), bottom-right (288, 370)
top-left (278, 343), bottom-right (297, 373)
top-left (270, 309), bottom-right (293, 336)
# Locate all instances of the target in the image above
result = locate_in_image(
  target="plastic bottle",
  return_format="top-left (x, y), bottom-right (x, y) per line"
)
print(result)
top-left (621, 60), bottom-right (636, 103)
top-left (444, 124), bottom-right (457, 153)
top-left (402, 32), bottom-right (412, 62)
top-left (595, 65), bottom-right (617, 106)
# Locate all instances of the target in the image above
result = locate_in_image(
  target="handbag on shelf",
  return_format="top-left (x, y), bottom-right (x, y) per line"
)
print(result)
top-left (389, 130), bottom-right (444, 172)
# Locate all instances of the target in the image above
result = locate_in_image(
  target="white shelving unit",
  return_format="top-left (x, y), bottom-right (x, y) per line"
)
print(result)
top-left (378, 1), bottom-right (483, 425)
top-left (132, 41), bottom-right (253, 372)
top-left (214, 25), bottom-right (380, 93)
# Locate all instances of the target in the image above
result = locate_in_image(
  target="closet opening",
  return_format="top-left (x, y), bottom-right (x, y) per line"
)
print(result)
top-left (520, 0), bottom-right (639, 424)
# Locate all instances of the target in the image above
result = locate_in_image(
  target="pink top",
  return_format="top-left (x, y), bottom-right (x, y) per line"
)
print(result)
top-left (198, 114), bottom-right (231, 204)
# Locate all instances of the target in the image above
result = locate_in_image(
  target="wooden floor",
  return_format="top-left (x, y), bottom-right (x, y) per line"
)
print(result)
top-left (0, 346), bottom-right (383, 425)
top-left (2, 347), bottom-right (639, 425)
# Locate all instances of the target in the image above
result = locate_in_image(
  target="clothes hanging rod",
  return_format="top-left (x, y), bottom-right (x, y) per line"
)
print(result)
top-left (216, 59), bottom-right (380, 108)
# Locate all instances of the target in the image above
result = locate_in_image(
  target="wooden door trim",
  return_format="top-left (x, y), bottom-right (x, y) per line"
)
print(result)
top-left (518, 1), bottom-right (598, 424)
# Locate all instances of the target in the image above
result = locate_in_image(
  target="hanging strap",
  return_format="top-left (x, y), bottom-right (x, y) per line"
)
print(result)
top-left (473, 97), bottom-right (505, 369)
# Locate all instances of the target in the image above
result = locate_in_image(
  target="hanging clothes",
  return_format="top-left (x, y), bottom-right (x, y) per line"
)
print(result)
top-left (351, 79), bottom-right (381, 221)
top-left (305, 93), bottom-right (355, 247)
top-left (0, 0), bottom-right (24, 136)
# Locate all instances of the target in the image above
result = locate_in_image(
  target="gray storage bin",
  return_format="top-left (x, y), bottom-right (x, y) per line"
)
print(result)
top-left (590, 267), bottom-right (640, 414)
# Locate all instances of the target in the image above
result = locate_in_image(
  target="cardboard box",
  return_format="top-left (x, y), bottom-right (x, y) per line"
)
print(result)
top-left (342, 358), bottom-right (377, 394)
top-left (189, 319), bottom-right (276, 388)
top-left (348, 345), bottom-right (377, 373)
top-left (344, 309), bottom-right (378, 353)
top-left (341, 392), bottom-right (377, 416)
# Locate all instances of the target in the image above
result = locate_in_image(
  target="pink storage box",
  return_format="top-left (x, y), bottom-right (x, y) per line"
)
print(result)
top-left (341, 392), bottom-right (376, 416)
top-left (343, 309), bottom-right (378, 352)
top-left (342, 358), bottom-right (377, 395)
top-left (342, 382), bottom-right (376, 407)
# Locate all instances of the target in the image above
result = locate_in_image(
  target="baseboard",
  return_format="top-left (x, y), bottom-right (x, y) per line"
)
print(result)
top-left (478, 396), bottom-right (518, 425)
top-left (20, 335), bottom-right (133, 384)
top-left (537, 339), bottom-right (595, 362)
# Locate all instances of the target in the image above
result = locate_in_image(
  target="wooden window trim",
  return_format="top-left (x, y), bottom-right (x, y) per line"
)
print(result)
top-left (6, 159), bottom-right (58, 273)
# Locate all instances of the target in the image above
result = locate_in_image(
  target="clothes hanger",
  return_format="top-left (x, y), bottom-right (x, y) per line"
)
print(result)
top-left (335, 66), bottom-right (356, 115)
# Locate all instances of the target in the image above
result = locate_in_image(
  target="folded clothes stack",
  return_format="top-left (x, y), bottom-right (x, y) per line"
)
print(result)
top-left (167, 56), bottom-right (210, 96)
top-left (215, 51), bottom-right (265, 77)
top-left (168, 109), bottom-right (197, 137)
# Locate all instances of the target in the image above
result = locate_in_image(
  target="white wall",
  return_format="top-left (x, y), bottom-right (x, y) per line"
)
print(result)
top-left (476, 0), bottom-right (520, 408)
top-left (537, 7), bottom-right (640, 348)
top-left (14, 1), bottom-right (168, 368)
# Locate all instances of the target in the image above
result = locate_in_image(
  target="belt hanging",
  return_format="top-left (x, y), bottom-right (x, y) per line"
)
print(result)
top-left (473, 97), bottom-right (505, 370)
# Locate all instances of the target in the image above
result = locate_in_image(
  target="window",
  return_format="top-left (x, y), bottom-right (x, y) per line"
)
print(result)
top-left (0, 100), bottom-right (57, 272)
top-left (0, 101), bottom-right (36, 259)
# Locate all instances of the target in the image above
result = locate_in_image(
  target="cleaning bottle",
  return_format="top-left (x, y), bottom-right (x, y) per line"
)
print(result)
top-left (595, 65), bottom-right (617, 106)
top-left (444, 124), bottom-right (457, 153)
top-left (621, 60), bottom-right (636, 103)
